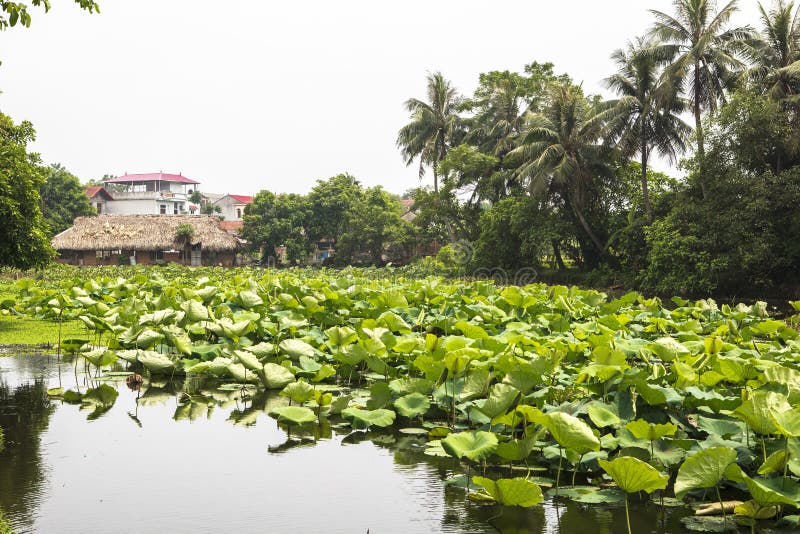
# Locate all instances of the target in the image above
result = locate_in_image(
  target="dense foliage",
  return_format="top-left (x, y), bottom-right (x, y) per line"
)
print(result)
top-left (39, 164), bottom-right (95, 236)
top-left (396, 0), bottom-right (800, 296)
top-left (7, 265), bottom-right (800, 531)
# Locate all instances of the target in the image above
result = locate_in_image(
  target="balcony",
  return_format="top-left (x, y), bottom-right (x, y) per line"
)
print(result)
top-left (111, 191), bottom-right (188, 202)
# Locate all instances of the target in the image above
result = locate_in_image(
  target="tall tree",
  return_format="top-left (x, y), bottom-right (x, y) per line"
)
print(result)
top-left (745, 0), bottom-right (800, 100)
top-left (649, 0), bottom-right (751, 198)
top-left (0, 113), bottom-right (54, 268)
top-left (510, 83), bottom-right (617, 264)
top-left (242, 191), bottom-right (310, 264)
top-left (306, 173), bottom-right (361, 245)
top-left (606, 38), bottom-right (691, 218)
top-left (396, 72), bottom-right (461, 192)
top-left (40, 163), bottom-right (95, 236)
top-left (0, 0), bottom-right (99, 31)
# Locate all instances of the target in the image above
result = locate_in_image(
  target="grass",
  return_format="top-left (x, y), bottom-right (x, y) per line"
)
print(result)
top-left (0, 283), bottom-right (84, 349)
top-left (0, 509), bottom-right (14, 534)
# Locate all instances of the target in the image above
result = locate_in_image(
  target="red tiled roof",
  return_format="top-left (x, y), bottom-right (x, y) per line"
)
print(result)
top-left (220, 220), bottom-right (244, 231)
top-left (105, 172), bottom-right (200, 185)
top-left (85, 186), bottom-right (114, 200)
top-left (229, 195), bottom-right (254, 204)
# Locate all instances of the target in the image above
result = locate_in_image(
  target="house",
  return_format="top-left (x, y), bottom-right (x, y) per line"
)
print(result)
top-left (85, 186), bottom-right (114, 215)
top-left (213, 194), bottom-right (254, 221)
top-left (98, 172), bottom-right (201, 215)
top-left (52, 215), bottom-right (239, 267)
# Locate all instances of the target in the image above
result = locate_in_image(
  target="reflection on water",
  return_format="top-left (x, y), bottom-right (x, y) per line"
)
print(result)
top-left (0, 355), bottom-right (691, 534)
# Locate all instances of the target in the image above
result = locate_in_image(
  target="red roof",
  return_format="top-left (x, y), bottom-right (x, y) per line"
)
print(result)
top-left (220, 220), bottom-right (244, 231)
top-left (229, 195), bottom-right (254, 204)
top-left (85, 186), bottom-right (114, 200)
top-left (105, 172), bottom-right (200, 185)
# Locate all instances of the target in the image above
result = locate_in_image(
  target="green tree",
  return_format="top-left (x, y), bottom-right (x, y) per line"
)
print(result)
top-left (606, 37), bottom-right (690, 218)
top-left (337, 187), bottom-right (410, 265)
top-left (0, 0), bottom-right (98, 31)
top-left (0, 112), bottom-right (54, 268)
top-left (745, 0), bottom-right (800, 101)
top-left (509, 83), bottom-right (617, 266)
top-left (242, 191), bottom-right (310, 264)
top-left (306, 173), bottom-right (361, 245)
top-left (397, 72), bottom-right (461, 192)
top-left (39, 163), bottom-right (95, 236)
top-left (649, 0), bottom-right (752, 198)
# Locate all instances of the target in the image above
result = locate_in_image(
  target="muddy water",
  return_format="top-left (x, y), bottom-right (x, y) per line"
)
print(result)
top-left (0, 355), bottom-right (691, 533)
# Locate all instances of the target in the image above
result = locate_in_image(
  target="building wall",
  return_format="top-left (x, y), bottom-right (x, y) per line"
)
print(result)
top-left (103, 198), bottom-right (188, 215)
top-left (213, 196), bottom-right (248, 221)
top-left (56, 248), bottom-right (236, 267)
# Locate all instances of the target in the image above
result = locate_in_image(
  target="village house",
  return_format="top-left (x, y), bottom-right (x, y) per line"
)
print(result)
top-left (52, 215), bottom-right (239, 267)
top-left (94, 172), bottom-right (201, 215)
top-left (213, 194), bottom-right (253, 221)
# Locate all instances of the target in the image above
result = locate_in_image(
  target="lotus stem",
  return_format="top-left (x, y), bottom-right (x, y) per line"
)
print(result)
top-left (716, 486), bottom-right (726, 522)
top-left (572, 453), bottom-right (583, 486)
top-left (762, 436), bottom-right (768, 464)
top-left (555, 446), bottom-right (563, 496)
top-left (624, 493), bottom-right (632, 534)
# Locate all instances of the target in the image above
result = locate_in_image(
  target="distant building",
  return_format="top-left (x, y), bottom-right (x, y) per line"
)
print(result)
top-left (96, 172), bottom-right (201, 215)
top-left (52, 214), bottom-right (239, 266)
top-left (213, 194), bottom-right (254, 221)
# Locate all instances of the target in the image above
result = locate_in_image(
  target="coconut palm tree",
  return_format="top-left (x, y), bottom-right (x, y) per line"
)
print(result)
top-left (396, 72), bottom-right (461, 193)
top-left (509, 83), bottom-right (617, 258)
top-left (745, 0), bottom-right (800, 101)
top-left (606, 38), bottom-right (691, 218)
top-left (649, 0), bottom-right (752, 198)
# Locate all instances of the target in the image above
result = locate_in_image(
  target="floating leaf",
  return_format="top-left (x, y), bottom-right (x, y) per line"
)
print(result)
top-left (598, 456), bottom-right (668, 494)
top-left (441, 430), bottom-right (499, 462)
top-left (341, 407), bottom-right (396, 429)
top-left (269, 406), bottom-right (316, 425)
top-left (471, 477), bottom-right (543, 507)
top-left (394, 393), bottom-right (430, 418)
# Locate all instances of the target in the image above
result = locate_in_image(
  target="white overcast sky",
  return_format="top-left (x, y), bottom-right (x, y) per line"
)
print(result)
top-left (0, 0), bottom-right (764, 196)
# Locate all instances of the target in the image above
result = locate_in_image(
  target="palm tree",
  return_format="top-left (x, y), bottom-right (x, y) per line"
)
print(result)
top-left (396, 72), bottom-right (461, 193)
top-left (510, 83), bottom-right (617, 258)
top-left (745, 0), bottom-right (800, 101)
top-left (606, 38), bottom-right (691, 218)
top-left (649, 0), bottom-right (752, 198)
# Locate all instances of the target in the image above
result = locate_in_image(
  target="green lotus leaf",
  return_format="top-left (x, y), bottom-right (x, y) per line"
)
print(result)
top-left (758, 449), bottom-right (788, 476)
top-left (648, 337), bottom-right (689, 362)
top-left (733, 390), bottom-right (791, 436)
top-left (441, 430), bottom-right (499, 462)
top-left (239, 290), bottom-right (263, 309)
top-left (83, 347), bottom-right (117, 368)
top-left (325, 326), bottom-right (358, 348)
top-left (734, 499), bottom-right (777, 519)
top-left (460, 368), bottom-right (491, 401)
top-left (479, 383), bottom-right (521, 419)
top-left (741, 473), bottom-right (799, 508)
top-left (771, 407), bottom-right (800, 438)
top-left (587, 402), bottom-right (621, 428)
top-left (245, 342), bottom-right (275, 357)
top-left (394, 393), bottom-right (430, 418)
top-left (541, 412), bottom-right (600, 454)
top-left (695, 415), bottom-right (746, 439)
top-left (260, 363), bottom-right (296, 389)
top-left (555, 486), bottom-right (624, 504)
top-left (279, 339), bottom-right (316, 359)
top-left (135, 328), bottom-right (164, 349)
top-left (234, 350), bottom-right (262, 372)
top-left (674, 446), bottom-right (738, 499)
top-left (388, 378), bottom-right (434, 396)
top-left (280, 380), bottom-right (315, 404)
top-left (495, 435), bottom-right (537, 462)
top-left (181, 299), bottom-right (209, 322)
top-left (598, 456), bottom-right (668, 494)
top-left (81, 384), bottom-right (119, 407)
top-left (190, 343), bottom-right (223, 360)
top-left (341, 407), bottom-right (396, 430)
top-left (471, 476), bottom-right (543, 507)
top-left (269, 406), bottom-right (316, 425)
top-left (138, 351), bottom-right (175, 374)
top-left (625, 419), bottom-right (677, 441)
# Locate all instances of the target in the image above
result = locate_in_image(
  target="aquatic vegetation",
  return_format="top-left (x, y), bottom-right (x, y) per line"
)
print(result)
top-left (6, 265), bottom-right (800, 528)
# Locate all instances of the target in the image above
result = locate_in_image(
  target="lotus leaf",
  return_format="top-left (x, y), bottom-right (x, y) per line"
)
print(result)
top-left (540, 412), bottom-right (600, 455)
top-left (280, 339), bottom-right (316, 359)
top-left (587, 402), bottom-right (621, 428)
top-left (625, 419), bottom-right (677, 442)
top-left (269, 406), bottom-right (317, 425)
top-left (341, 407), bottom-right (396, 429)
top-left (280, 380), bottom-right (315, 404)
top-left (394, 393), bottom-right (430, 418)
top-left (674, 446), bottom-right (737, 498)
top-left (598, 456), bottom-right (668, 494)
top-left (471, 476), bottom-right (543, 507)
top-left (733, 390), bottom-right (791, 436)
top-left (138, 351), bottom-right (175, 373)
top-left (441, 430), bottom-right (499, 462)
top-left (260, 363), bottom-right (295, 389)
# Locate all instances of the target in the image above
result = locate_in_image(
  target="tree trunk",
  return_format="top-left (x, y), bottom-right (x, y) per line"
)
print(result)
top-left (694, 65), bottom-right (708, 199)
top-left (641, 137), bottom-right (651, 220)
top-left (552, 239), bottom-right (566, 270)
top-left (571, 201), bottom-right (605, 254)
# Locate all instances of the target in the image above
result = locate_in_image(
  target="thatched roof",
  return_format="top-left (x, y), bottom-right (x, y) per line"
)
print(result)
top-left (52, 215), bottom-right (239, 252)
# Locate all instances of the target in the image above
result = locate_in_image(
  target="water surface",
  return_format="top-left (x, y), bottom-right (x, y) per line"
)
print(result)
top-left (0, 355), bottom-right (691, 533)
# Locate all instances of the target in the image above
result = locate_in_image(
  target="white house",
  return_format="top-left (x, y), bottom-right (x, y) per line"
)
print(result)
top-left (95, 172), bottom-right (201, 215)
top-left (213, 194), bottom-right (253, 221)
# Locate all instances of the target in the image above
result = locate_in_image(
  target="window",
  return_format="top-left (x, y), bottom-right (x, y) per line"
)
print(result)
top-left (96, 202), bottom-right (102, 214)
top-left (151, 250), bottom-right (164, 262)
top-left (236, 208), bottom-right (242, 219)
top-left (173, 204), bottom-right (179, 215)
top-left (160, 204), bottom-right (167, 214)
top-left (96, 250), bottom-right (112, 259)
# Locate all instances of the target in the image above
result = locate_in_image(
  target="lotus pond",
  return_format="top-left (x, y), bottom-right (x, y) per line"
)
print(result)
top-left (1, 266), bottom-right (800, 533)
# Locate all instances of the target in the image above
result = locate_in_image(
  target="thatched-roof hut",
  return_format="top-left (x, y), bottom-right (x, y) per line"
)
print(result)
top-left (53, 215), bottom-right (239, 266)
